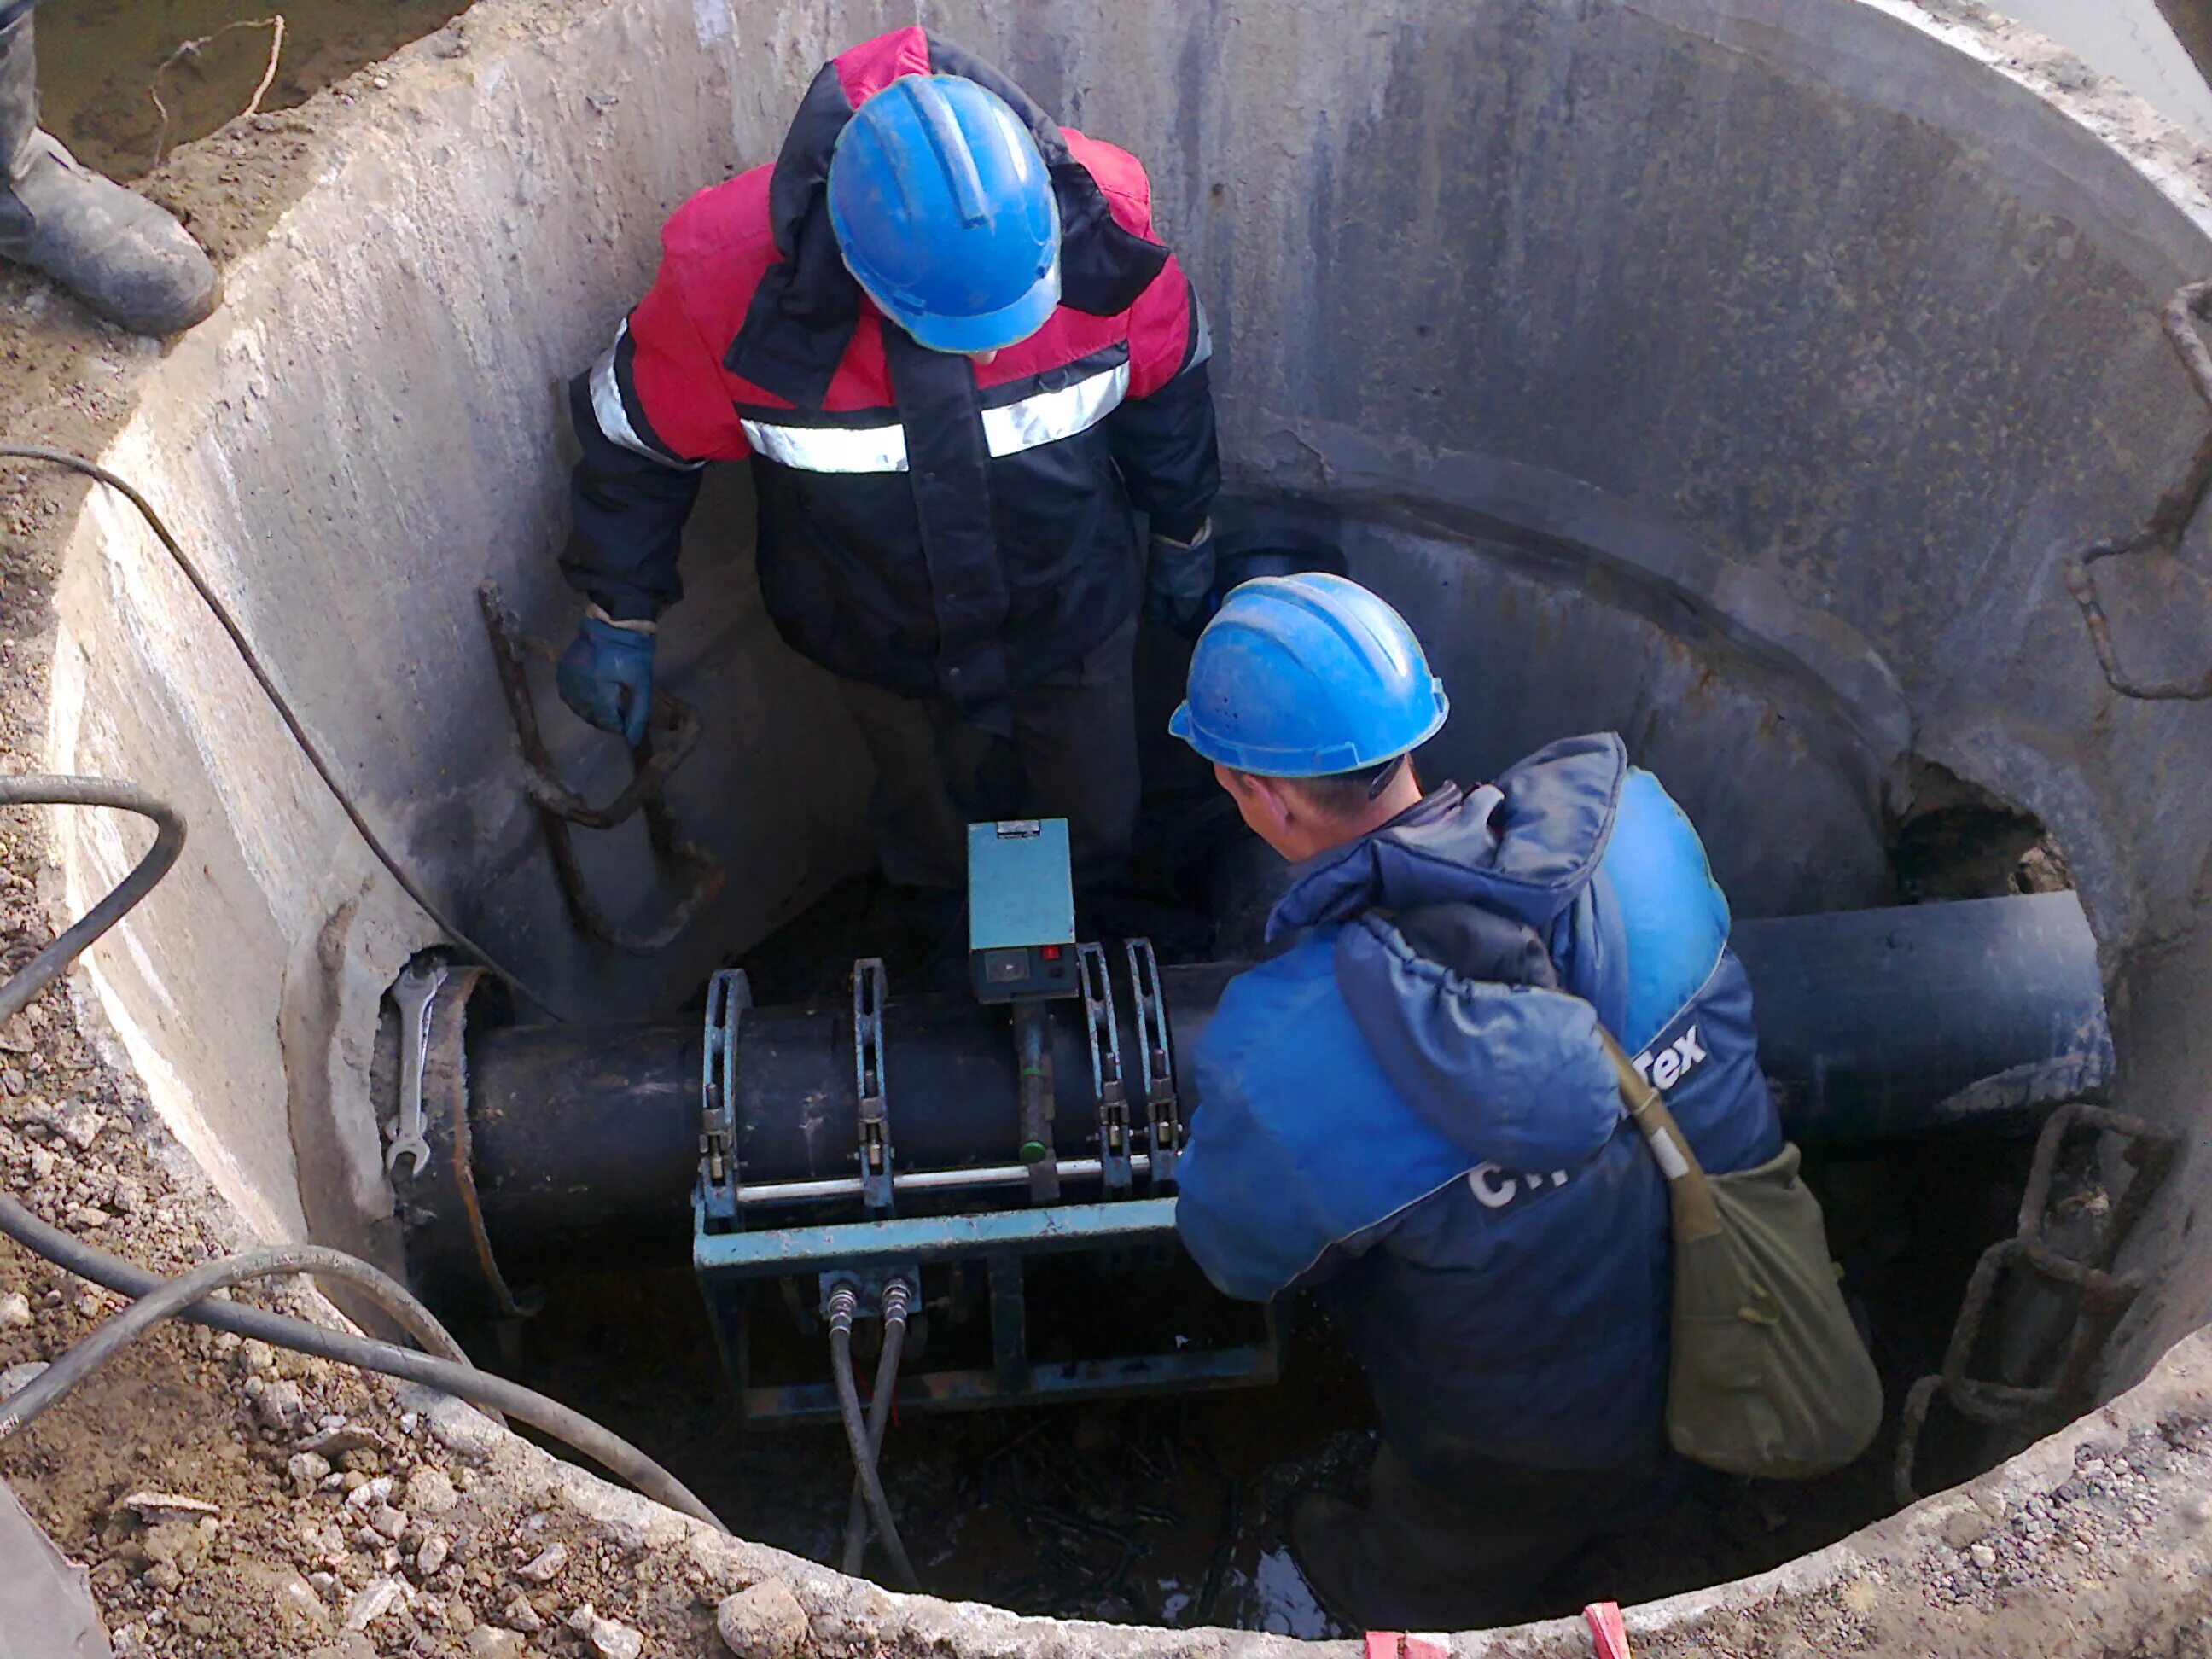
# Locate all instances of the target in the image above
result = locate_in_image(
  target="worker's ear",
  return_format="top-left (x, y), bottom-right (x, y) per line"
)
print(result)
top-left (1215, 764), bottom-right (1296, 848)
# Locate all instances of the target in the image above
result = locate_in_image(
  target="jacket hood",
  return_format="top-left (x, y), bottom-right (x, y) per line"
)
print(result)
top-left (1266, 731), bottom-right (1631, 940)
top-left (1336, 920), bottom-right (1624, 1169)
top-left (1269, 733), bottom-right (1634, 1171)
top-left (724, 28), bottom-right (1169, 408)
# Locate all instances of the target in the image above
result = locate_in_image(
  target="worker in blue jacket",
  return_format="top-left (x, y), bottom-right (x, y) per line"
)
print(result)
top-left (1169, 572), bottom-right (1783, 1631)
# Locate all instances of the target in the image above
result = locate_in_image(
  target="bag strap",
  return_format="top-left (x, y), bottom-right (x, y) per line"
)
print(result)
top-left (1597, 1028), bottom-right (1724, 1243)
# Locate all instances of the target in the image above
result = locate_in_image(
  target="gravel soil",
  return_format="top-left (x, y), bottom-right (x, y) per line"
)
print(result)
top-left (0, 963), bottom-right (743, 1657)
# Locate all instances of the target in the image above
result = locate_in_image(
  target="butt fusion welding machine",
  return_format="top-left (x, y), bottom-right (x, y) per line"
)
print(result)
top-left (690, 819), bottom-right (1279, 1423)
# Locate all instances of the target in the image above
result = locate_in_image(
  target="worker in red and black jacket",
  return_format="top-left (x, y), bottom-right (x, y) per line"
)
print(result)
top-left (556, 27), bottom-right (1220, 888)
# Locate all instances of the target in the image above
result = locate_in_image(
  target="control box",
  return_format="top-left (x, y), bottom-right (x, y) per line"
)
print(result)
top-left (968, 818), bottom-right (1079, 1003)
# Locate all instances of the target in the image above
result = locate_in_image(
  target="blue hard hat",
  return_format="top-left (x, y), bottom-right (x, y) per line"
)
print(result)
top-left (829, 76), bottom-right (1062, 355)
top-left (1168, 573), bottom-right (1451, 776)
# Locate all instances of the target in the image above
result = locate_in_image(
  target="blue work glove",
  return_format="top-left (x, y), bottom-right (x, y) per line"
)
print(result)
top-left (555, 613), bottom-right (657, 748)
top-left (1142, 520), bottom-right (1216, 639)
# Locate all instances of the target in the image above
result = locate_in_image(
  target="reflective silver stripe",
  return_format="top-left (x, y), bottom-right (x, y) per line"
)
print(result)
top-left (740, 416), bottom-right (909, 474)
top-left (739, 361), bottom-right (1131, 474)
top-left (981, 361), bottom-right (1129, 458)
top-left (1185, 291), bottom-right (1214, 370)
top-left (589, 322), bottom-right (700, 470)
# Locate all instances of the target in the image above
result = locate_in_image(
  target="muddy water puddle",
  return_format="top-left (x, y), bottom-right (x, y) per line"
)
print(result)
top-left (34, 0), bottom-right (462, 180)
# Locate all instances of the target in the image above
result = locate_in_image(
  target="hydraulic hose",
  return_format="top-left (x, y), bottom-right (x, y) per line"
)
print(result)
top-left (826, 1287), bottom-right (917, 1589)
top-left (0, 1191), bottom-right (725, 1530)
top-left (840, 1280), bottom-right (911, 1576)
top-left (0, 778), bottom-right (183, 1027)
top-left (0, 446), bottom-right (565, 1021)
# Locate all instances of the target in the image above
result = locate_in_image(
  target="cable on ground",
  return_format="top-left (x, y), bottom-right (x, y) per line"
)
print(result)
top-left (0, 1238), bottom-right (463, 1437)
top-left (0, 1192), bottom-right (725, 1530)
top-left (0, 778), bottom-right (183, 1027)
top-left (0, 772), bottom-right (719, 1527)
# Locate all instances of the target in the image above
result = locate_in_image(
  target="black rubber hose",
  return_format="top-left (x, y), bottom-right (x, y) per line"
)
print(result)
top-left (0, 1192), bottom-right (725, 1530)
top-left (840, 1288), bottom-right (910, 1575)
top-left (0, 1241), bottom-right (472, 1437)
top-left (0, 446), bottom-right (565, 1021)
top-left (829, 1316), bottom-right (917, 1588)
top-left (0, 778), bottom-right (183, 1027)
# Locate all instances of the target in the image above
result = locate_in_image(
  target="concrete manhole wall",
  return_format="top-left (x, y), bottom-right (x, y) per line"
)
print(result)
top-left (29, 0), bottom-right (2212, 1645)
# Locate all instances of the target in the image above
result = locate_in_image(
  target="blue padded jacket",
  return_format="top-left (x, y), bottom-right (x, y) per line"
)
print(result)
top-left (1175, 733), bottom-right (1782, 1475)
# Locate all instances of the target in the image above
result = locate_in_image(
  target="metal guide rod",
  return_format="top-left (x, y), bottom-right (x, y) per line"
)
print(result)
top-left (739, 1155), bottom-right (1155, 1206)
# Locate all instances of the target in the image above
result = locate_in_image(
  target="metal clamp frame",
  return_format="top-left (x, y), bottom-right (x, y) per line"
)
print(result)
top-left (1895, 1101), bottom-right (2180, 1503)
top-left (1078, 942), bottom-right (1132, 1195)
top-left (697, 969), bottom-right (751, 1230)
top-left (1124, 939), bottom-right (1183, 1188)
top-left (853, 958), bottom-right (894, 1214)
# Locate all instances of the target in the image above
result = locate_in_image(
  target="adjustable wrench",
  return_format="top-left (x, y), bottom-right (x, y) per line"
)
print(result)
top-left (386, 961), bottom-right (446, 1179)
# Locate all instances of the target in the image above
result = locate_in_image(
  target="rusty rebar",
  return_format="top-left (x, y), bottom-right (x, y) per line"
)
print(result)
top-left (477, 582), bottom-right (724, 955)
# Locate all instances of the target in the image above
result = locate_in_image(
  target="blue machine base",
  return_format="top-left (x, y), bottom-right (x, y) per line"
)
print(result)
top-left (694, 1196), bottom-right (1281, 1423)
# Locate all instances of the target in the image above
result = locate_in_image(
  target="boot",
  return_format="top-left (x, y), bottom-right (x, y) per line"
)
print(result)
top-left (0, 3), bottom-right (219, 335)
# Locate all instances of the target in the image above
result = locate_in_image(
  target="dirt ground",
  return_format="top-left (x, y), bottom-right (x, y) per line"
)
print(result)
top-left (0, 980), bottom-right (736, 1659)
top-left (32, 0), bottom-right (466, 183)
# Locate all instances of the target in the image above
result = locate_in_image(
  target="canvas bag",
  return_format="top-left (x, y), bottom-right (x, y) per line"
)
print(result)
top-left (1599, 1032), bottom-right (1883, 1479)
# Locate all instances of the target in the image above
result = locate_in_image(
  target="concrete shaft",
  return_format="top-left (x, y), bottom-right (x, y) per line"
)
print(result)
top-left (29, 0), bottom-right (2212, 1647)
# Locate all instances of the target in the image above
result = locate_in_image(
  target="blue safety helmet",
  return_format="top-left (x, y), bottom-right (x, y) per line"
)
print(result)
top-left (1169, 573), bottom-right (1450, 776)
top-left (829, 76), bottom-right (1062, 355)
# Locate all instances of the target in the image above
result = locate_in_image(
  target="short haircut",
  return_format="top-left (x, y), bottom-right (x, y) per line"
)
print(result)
top-left (1278, 754), bottom-right (1406, 820)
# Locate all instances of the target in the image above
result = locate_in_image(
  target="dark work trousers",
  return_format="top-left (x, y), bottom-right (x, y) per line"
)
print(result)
top-left (1313, 1442), bottom-right (1678, 1631)
top-left (835, 615), bottom-right (1140, 890)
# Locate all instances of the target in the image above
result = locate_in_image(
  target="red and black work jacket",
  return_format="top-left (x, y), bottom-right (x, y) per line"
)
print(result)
top-left (562, 28), bottom-right (1220, 727)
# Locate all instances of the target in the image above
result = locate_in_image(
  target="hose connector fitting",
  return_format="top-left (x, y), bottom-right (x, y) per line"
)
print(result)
top-left (825, 1284), bottom-right (859, 1336)
top-left (880, 1278), bottom-right (913, 1333)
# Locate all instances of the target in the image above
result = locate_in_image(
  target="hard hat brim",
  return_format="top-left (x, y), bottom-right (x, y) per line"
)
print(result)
top-left (1167, 689), bottom-right (1450, 777)
top-left (884, 263), bottom-right (1062, 354)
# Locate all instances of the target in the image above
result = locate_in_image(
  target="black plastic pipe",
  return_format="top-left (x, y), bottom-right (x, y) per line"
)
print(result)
top-left (453, 894), bottom-right (2109, 1269)
top-left (1729, 891), bottom-right (2112, 1141)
